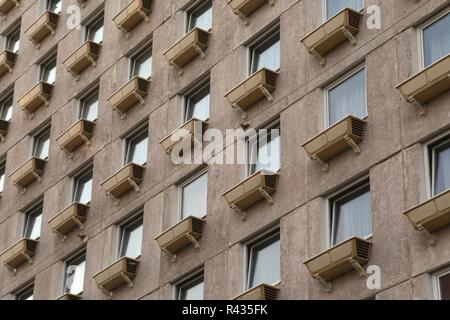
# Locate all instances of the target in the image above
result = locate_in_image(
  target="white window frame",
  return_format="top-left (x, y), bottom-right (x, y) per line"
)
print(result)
top-left (5, 25), bottom-right (21, 53)
top-left (244, 228), bottom-right (281, 290)
top-left (117, 214), bottom-right (144, 259)
top-left (0, 91), bottom-right (13, 121)
top-left (32, 125), bottom-right (51, 159)
top-left (324, 65), bottom-right (367, 128)
top-left (185, 0), bottom-right (213, 33)
top-left (23, 201), bottom-right (43, 240)
top-left (418, 8), bottom-right (450, 69)
top-left (175, 270), bottom-right (204, 300)
top-left (63, 251), bottom-right (86, 295)
top-left (78, 86), bottom-right (99, 121)
top-left (129, 43), bottom-right (152, 80)
top-left (123, 124), bottom-right (149, 166)
top-left (322, 0), bottom-right (365, 21)
top-left (178, 169), bottom-right (208, 221)
top-left (72, 165), bottom-right (93, 204)
top-left (423, 131), bottom-right (450, 199)
top-left (39, 54), bottom-right (57, 84)
top-left (327, 178), bottom-right (372, 247)
top-left (433, 266), bottom-right (450, 300)
top-left (183, 81), bottom-right (210, 123)
top-left (247, 25), bottom-right (280, 76)
top-left (84, 12), bottom-right (104, 43)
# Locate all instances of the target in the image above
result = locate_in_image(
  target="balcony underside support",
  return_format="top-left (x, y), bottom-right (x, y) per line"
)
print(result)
top-left (193, 44), bottom-right (206, 59)
top-left (312, 154), bottom-right (329, 173)
top-left (169, 61), bottom-right (183, 76)
top-left (231, 204), bottom-right (247, 221)
top-left (162, 248), bottom-right (177, 263)
top-left (310, 49), bottom-right (326, 66)
top-left (349, 258), bottom-right (367, 277)
top-left (186, 233), bottom-right (200, 249)
top-left (314, 274), bottom-right (332, 293)
top-left (344, 135), bottom-right (361, 154)
top-left (417, 225), bottom-right (437, 246)
top-left (408, 98), bottom-right (427, 118)
top-left (342, 27), bottom-right (357, 46)
top-left (232, 103), bottom-right (248, 120)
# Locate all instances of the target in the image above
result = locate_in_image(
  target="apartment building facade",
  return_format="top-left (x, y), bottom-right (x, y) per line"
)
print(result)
top-left (0, 0), bottom-right (449, 300)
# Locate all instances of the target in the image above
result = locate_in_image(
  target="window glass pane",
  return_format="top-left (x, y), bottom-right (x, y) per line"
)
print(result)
top-left (0, 95), bottom-right (13, 121)
top-left (41, 58), bottom-right (57, 84)
top-left (0, 163), bottom-right (5, 194)
top-left (87, 18), bottom-right (104, 43)
top-left (127, 131), bottom-right (148, 165)
top-left (251, 34), bottom-right (280, 73)
top-left (25, 208), bottom-right (43, 240)
top-left (80, 91), bottom-right (98, 121)
top-left (182, 172), bottom-right (208, 219)
top-left (439, 273), bottom-right (450, 300)
top-left (7, 28), bottom-right (20, 53)
top-left (179, 277), bottom-right (204, 300)
top-left (328, 68), bottom-right (366, 126)
top-left (74, 171), bottom-right (92, 204)
top-left (16, 287), bottom-right (34, 300)
top-left (120, 220), bottom-right (143, 259)
top-left (34, 129), bottom-right (51, 159)
top-left (333, 185), bottom-right (372, 245)
top-left (248, 234), bottom-right (280, 289)
top-left (422, 13), bottom-right (450, 67)
top-left (185, 86), bottom-right (210, 122)
top-left (47, 0), bottom-right (62, 14)
top-left (326, 0), bottom-right (363, 19)
top-left (248, 126), bottom-right (280, 175)
top-left (188, 1), bottom-right (212, 31)
top-left (132, 49), bottom-right (152, 79)
top-left (434, 141), bottom-right (450, 195)
top-left (65, 257), bottom-right (85, 295)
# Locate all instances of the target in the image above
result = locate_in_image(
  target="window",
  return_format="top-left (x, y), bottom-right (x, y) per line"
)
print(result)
top-left (125, 126), bottom-right (148, 166)
top-left (33, 127), bottom-right (51, 159)
top-left (40, 56), bottom-right (57, 85)
top-left (330, 181), bottom-right (372, 245)
top-left (430, 137), bottom-right (450, 196)
top-left (180, 171), bottom-right (208, 220)
top-left (64, 252), bottom-right (86, 296)
top-left (184, 83), bottom-right (210, 122)
top-left (247, 231), bottom-right (280, 289)
top-left (118, 215), bottom-right (143, 259)
top-left (0, 93), bottom-right (13, 121)
top-left (47, 0), bottom-right (62, 14)
top-left (15, 283), bottom-right (34, 300)
top-left (0, 158), bottom-right (5, 195)
top-left (421, 11), bottom-right (450, 68)
top-left (73, 168), bottom-right (93, 205)
top-left (327, 67), bottom-right (366, 126)
top-left (24, 203), bottom-right (43, 240)
top-left (186, 0), bottom-right (212, 32)
top-left (434, 268), bottom-right (450, 300)
top-left (86, 14), bottom-right (104, 44)
top-left (79, 89), bottom-right (99, 121)
top-left (325, 0), bottom-right (364, 19)
top-left (131, 46), bottom-right (152, 79)
top-left (247, 120), bottom-right (280, 176)
top-left (250, 31), bottom-right (280, 74)
top-left (176, 272), bottom-right (204, 300)
top-left (6, 26), bottom-right (20, 53)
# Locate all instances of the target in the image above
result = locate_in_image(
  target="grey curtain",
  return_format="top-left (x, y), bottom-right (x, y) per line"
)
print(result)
top-left (423, 13), bottom-right (450, 67)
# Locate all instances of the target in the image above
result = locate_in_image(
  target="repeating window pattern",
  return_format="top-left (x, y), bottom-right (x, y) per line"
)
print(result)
top-left (176, 273), bottom-right (204, 300)
top-left (187, 0), bottom-right (212, 32)
top-left (118, 216), bottom-right (143, 259)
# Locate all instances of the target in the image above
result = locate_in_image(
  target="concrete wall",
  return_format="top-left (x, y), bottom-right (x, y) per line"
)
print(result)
top-left (0, 0), bottom-right (449, 299)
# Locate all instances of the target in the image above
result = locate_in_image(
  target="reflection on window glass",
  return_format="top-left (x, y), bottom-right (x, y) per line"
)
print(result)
top-left (0, 94), bottom-right (13, 121)
top-left (328, 68), bottom-right (366, 126)
top-left (177, 274), bottom-right (204, 300)
top-left (247, 232), bottom-right (280, 289)
top-left (64, 254), bottom-right (86, 295)
top-left (432, 140), bottom-right (450, 195)
top-left (86, 16), bottom-right (104, 43)
top-left (248, 123), bottom-right (280, 176)
top-left (33, 128), bottom-right (51, 159)
top-left (132, 48), bottom-right (152, 79)
top-left (181, 172), bottom-right (208, 219)
top-left (422, 12), bottom-right (450, 67)
top-left (24, 205), bottom-right (43, 240)
top-left (7, 28), bottom-right (20, 53)
top-left (80, 91), bottom-right (99, 121)
top-left (126, 129), bottom-right (148, 165)
top-left (41, 57), bottom-right (57, 84)
top-left (326, 0), bottom-right (363, 19)
top-left (73, 170), bottom-right (93, 205)
top-left (250, 33), bottom-right (280, 73)
top-left (331, 183), bottom-right (372, 245)
top-left (185, 85), bottom-right (210, 122)
top-left (16, 285), bottom-right (34, 300)
top-left (187, 1), bottom-right (212, 32)
top-left (119, 217), bottom-right (143, 259)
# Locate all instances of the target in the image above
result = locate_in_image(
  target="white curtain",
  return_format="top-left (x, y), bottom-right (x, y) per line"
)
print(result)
top-left (66, 260), bottom-right (86, 295)
top-left (76, 177), bottom-right (92, 205)
top-left (183, 281), bottom-right (204, 300)
top-left (334, 189), bottom-right (372, 244)
top-left (249, 237), bottom-right (280, 288)
top-left (27, 213), bottom-right (42, 240)
top-left (435, 144), bottom-right (450, 194)
top-left (123, 224), bottom-right (143, 259)
top-left (255, 39), bottom-right (280, 72)
top-left (130, 136), bottom-right (148, 165)
top-left (191, 5), bottom-right (212, 31)
top-left (190, 93), bottom-right (210, 121)
top-left (328, 68), bottom-right (366, 126)
top-left (326, 0), bottom-right (364, 19)
top-left (182, 173), bottom-right (208, 219)
top-left (423, 13), bottom-right (450, 67)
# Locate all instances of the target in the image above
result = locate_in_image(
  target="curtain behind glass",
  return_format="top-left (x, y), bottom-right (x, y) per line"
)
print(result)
top-left (26, 213), bottom-right (42, 240)
top-left (65, 260), bottom-right (85, 295)
top-left (128, 133), bottom-right (148, 165)
top-left (42, 60), bottom-right (57, 84)
top-left (81, 92), bottom-right (98, 121)
top-left (333, 188), bottom-right (372, 244)
top-left (423, 13), bottom-right (450, 67)
top-left (87, 19), bottom-right (104, 43)
top-left (182, 173), bottom-right (208, 219)
top-left (7, 29), bottom-right (20, 53)
top-left (435, 143), bottom-right (450, 195)
top-left (34, 131), bottom-right (50, 159)
top-left (326, 0), bottom-right (363, 19)
top-left (189, 3), bottom-right (212, 31)
top-left (249, 236), bottom-right (280, 288)
top-left (133, 50), bottom-right (152, 79)
top-left (0, 96), bottom-right (13, 121)
top-left (74, 175), bottom-right (92, 205)
top-left (186, 87), bottom-right (210, 122)
top-left (328, 68), bottom-right (366, 126)
top-left (121, 223), bottom-right (143, 259)
top-left (253, 36), bottom-right (280, 73)
top-left (182, 281), bottom-right (204, 300)
top-left (0, 166), bottom-right (5, 194)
